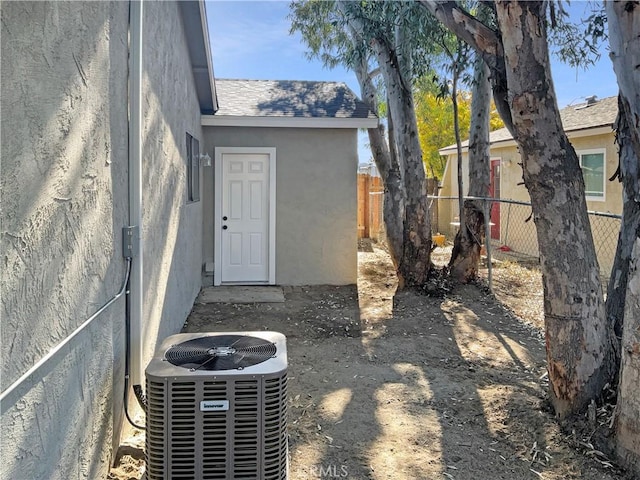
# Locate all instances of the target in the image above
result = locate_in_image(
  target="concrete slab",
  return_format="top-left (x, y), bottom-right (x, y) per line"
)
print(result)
top-left (197, 286), bottom-right (285, 304)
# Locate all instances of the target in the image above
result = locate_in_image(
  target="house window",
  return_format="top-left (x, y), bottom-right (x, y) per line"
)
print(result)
top-left (186, 133), bottom-right (200, 202)
top-left (578, 149), bottom-right (605, 201)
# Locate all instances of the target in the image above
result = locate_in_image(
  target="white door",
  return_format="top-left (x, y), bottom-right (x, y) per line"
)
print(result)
top-left (214, 148), bottom-right (276, 285)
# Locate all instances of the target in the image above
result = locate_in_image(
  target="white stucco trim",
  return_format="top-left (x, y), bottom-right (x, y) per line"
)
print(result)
top-left (202, 115), bottom-right (378, 129)
top-left (576, 147), bottom-right (607, 203)
top-left (214, 147), bottom-right (277, 286)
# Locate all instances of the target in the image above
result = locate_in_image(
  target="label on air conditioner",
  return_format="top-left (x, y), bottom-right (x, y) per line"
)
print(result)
top-left (200, 400), bottom-right (229, 412)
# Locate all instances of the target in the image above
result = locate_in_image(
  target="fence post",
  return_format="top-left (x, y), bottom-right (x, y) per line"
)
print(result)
top-left (427, 178), bottom-right (439, 233)
top-left (370, 176), bottom-right (383, 239)
top-left (359, 173), bottom-right (385, 240)
top-left (363, 174), bottom-right (370, 238)
top-left (357, 173), bottom-right (370, 239)
top-left (503, 202), bottom-right (512, 248)
top-left (484, 199), bottom-right (493, 292)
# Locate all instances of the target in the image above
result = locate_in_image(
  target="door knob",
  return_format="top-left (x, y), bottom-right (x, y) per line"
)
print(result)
top-left (222, 225), bottom-right (228, 230)
top-left (222, 216), bottom-right (228, 221)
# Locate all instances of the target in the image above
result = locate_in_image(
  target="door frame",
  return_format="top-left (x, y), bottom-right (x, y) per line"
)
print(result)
top-left (214, 147), bottom-right (276, 286)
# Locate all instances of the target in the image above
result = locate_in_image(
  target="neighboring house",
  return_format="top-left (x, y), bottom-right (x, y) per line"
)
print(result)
top-left (202, 79), bottom-right (376, 286)
top-left (438, 96), bottom-right (621, 269)
top-left (0, 2), bottom-right (375, 479)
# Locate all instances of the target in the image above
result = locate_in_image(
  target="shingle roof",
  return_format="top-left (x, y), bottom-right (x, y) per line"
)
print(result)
top-left (213, 79), bottom-right (376, 120)
top-left (439, 95), bottom-right (618, 154)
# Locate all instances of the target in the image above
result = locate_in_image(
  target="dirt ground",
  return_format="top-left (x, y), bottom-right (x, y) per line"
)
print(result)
top-left (109, 243), bottom-right (629, 480)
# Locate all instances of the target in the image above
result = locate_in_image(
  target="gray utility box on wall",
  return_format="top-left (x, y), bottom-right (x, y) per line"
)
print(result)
top-left (145, 331), bottom-right (288, 480)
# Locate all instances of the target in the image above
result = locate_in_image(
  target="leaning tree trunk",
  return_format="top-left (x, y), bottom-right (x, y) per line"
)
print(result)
top-left (448, 56), bottom-right (491, 282)
top-left (421, 0), bottom-right (616, 420)
top-left (607, 2), bottom-right (640, 474)
top-left (615, 199), bottom-right (640, 476)
top-left (617, 238), bottom-right (640, 475)
top-left (373, 36), bottom-right (432, 288)
top-left (353, 52), bottom-right (405, 266)
top-left (495, 0), bottom-right (616, 417)
top-left (606, 96), bottom-right (640, 361)
top-left (384, 97), bottom-right (406, 269)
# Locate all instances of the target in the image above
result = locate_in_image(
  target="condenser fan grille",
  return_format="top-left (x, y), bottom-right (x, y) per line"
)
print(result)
top-left (164, 335), bottom-right (277, 371)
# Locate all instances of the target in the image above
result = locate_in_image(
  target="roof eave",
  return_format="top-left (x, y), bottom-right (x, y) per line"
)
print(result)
top-left (565, 124), bottom-right (614, 138)
top-left (199, 1), bottom-right (218, 113)
top-left (202, 115), bottom-right (378, 129)
top-left (180, 1), bottom-right (217, 114)
top-left (438, 124), bottom-right (614, 156)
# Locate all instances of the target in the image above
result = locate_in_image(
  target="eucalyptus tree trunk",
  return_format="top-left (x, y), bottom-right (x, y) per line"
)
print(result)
top-left (422, 0), bottom-right (617, 416)
top-left (617, 239), bottom-right (640, 475)
top-left (338, 0), bottom-right (431, 283)
top-left (448, 57), bottom-right (491, 282)
top-left (384, 96), bottom-right (405, 269)
top-left (372, 35), bottom-right (432, 288)
top-left (353, 53), bottom-right (405, 266)
top-left (614, 175), bottom-right (640, 473)
top-left (495, 0), bottom-right (615, 417)
top-left (606, 96), bottom-right (640, 354)
top-left (451, 63), bottom-right (465, 255)
top-left (607, 2), bottom-right (640, 474)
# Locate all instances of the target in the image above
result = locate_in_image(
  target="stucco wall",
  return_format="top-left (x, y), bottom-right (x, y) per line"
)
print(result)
top-left (202, 127), bottom-right (358, 285)
top-left (139, 1), bottom-right (205, 377)
top-left (1, 2), bottom-right (129, 479)
top-left (1, 2), bottom-right (206, 478)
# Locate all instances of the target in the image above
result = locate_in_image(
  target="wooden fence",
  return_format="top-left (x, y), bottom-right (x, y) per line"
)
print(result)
top-left (358, 173), bottom-right (384, 240)
top-left (358, 175), bottom-right (441, 241)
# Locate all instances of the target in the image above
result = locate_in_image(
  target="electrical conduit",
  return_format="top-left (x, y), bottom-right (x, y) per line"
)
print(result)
top-left (128, 0), bottom-right (144, 392)
top-left (0, 259), bottom-right (132, 405)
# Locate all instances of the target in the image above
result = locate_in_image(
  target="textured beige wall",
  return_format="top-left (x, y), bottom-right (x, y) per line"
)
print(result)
top-left (202, 127), bottom-right (358, 285)
top-left (1, 2), bottom-right (129, 479)
top-left (1, 2), bottom-right (206, 478)
top-left (440, 131), bottom-right (622, 272)
top-left (443, 131), bottom-right (621, 210)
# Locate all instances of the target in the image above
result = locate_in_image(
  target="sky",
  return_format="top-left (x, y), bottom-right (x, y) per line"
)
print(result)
top-left (205, 0), bottom-right (619, 164)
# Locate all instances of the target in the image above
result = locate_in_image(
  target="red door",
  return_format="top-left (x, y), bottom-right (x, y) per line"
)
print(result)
top-left (489, 159), bottom-right (501, 240)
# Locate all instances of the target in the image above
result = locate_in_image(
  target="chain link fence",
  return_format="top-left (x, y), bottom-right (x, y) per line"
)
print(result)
top-left (430, 196), bottom-right (622, 286)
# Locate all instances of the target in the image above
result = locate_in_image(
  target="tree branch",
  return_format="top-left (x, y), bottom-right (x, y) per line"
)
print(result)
top-left (418, 0), bottom-right (515, 135)
top-left (418, 0), bottom-right (502, 68)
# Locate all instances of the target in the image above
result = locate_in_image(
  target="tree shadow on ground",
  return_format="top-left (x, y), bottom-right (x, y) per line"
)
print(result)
top-left (183, 254), bottom-right (625, 480)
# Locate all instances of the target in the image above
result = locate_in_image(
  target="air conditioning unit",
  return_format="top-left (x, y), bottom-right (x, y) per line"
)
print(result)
top-left (145, 331), bottom-right (288, 480)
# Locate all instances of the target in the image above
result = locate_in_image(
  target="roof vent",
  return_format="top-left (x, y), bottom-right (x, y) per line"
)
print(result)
top-left (575, 95), bottom-right (599, 110)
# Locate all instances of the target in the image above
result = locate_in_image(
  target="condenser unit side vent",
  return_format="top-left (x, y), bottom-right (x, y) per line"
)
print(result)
top-left (145, 331), bottom-right (288, 480)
